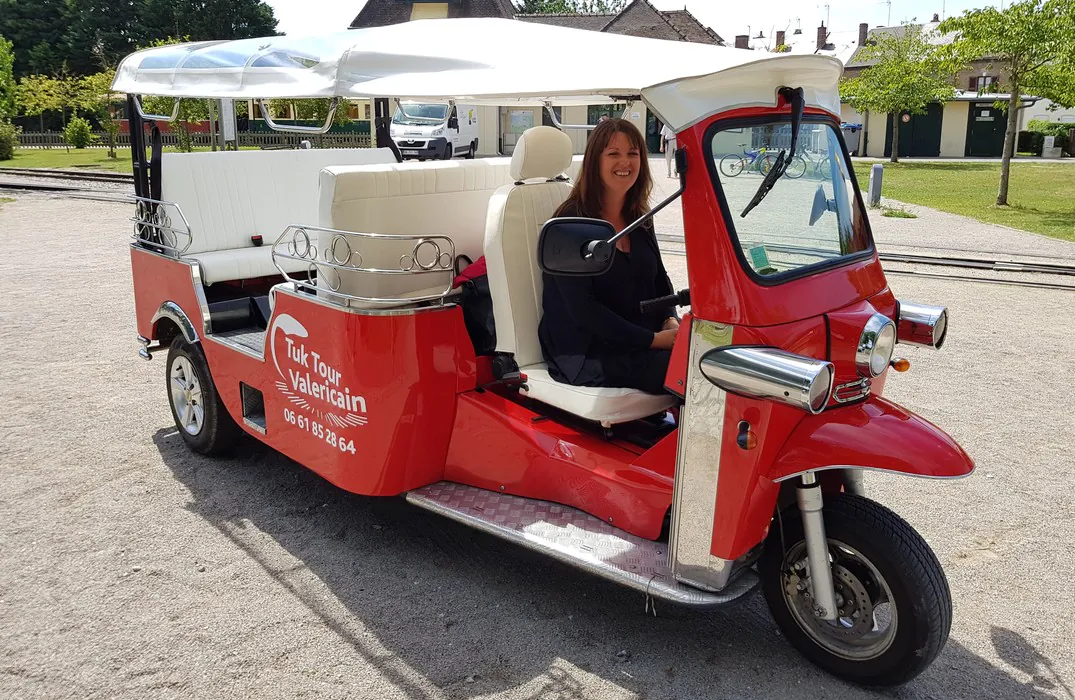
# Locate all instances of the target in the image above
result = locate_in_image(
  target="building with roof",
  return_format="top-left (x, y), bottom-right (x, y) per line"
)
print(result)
top-left (349, 1), bottom-right (724, 154)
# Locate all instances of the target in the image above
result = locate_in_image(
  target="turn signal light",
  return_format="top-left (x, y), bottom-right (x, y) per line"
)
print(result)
top-left (737, 421), bottom-right (758, 450)
top-left (890, 358), bottom-right (911, 372)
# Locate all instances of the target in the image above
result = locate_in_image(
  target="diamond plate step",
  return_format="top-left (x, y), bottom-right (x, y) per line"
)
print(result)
top-left (405, 481), bottom-right (759, 608)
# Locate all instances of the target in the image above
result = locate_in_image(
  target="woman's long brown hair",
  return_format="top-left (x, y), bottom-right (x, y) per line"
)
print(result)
top-left (555, 118), bottom-right (653, 226)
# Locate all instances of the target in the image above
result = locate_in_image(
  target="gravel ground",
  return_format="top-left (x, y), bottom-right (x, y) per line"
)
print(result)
top-left (1, 167), bottom-right (1074, 700)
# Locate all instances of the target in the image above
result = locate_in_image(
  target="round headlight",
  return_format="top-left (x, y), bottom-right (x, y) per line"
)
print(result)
top-left (857, 314), bottom-right (897, 378)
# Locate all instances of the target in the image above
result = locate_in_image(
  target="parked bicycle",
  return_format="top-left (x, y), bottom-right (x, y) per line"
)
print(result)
top-left (719, 144), bottom-right (775, 177)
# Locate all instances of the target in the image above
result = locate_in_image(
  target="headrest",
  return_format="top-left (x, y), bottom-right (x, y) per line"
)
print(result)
top-left (510, 126), bottom-right (573, 181)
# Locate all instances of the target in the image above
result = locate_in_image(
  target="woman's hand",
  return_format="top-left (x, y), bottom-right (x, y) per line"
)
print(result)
top-left (651, 329), bottom-right (677, 350)
top-left (662, 317), bottom-right (680, 332)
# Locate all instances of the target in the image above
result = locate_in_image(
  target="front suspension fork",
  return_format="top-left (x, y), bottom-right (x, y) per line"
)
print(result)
top-left (798, 472), bottom-right (838, 620)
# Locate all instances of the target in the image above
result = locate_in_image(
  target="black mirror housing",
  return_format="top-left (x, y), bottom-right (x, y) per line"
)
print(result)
top-left (448, 117), bottom-right (459, 129)
top-left (537, 217), bottom-right (616, 276)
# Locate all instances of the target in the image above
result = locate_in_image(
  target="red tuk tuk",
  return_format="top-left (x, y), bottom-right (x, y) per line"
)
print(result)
top-left (114, 18), bottom-right (972, 686)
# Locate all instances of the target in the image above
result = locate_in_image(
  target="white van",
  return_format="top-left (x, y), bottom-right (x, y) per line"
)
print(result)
top-left (390, 101), bottom-right (480, 160)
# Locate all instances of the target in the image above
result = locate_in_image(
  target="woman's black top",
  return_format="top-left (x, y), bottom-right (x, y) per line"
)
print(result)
top-left (538, 202), bottom-right (677, 386)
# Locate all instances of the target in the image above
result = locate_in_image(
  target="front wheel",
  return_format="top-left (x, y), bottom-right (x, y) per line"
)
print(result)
top-left (760, 493), bottom-right (952, 687)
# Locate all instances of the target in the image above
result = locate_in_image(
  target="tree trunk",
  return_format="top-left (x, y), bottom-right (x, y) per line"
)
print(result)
top-left (997, 87), bottom-right (1020, 206)
top-left (890, 114), bottom-right (900, 163)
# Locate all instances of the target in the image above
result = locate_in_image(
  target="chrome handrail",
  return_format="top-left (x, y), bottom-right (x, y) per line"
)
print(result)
top-left (257, 98), bottom-right (340, 134)
top-left (130, 196), bottom-right (193, 258)
top-left (270, 224), bottom-right (457, 306)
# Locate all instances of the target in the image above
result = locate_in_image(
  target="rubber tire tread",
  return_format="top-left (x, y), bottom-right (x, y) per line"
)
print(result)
top-left (166, 337), bottom-right (242, 457)
top-left (760, 493), bottom-right (952, 687)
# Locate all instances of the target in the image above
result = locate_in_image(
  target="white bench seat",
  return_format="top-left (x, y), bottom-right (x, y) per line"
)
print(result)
top-left (521, 366), bottom-right (675, 424)
top-left (160, 147), bottom-right (399, 284)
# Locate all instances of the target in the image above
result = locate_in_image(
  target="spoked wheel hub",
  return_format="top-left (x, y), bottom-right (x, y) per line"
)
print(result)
top-left (780, 541), bottom-right (897, 661)
top-left (170, 355), bottom-right (205, 436)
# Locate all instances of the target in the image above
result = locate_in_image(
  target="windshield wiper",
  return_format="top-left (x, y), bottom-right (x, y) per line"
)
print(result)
top-left (740, 87), bottom-right (805, 218)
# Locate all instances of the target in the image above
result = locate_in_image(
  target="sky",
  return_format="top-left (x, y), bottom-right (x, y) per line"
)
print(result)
top-left (265, 0), bottom-right (1008, 42)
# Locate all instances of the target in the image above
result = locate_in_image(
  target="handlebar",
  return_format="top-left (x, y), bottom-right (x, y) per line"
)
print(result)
top-left (640, 289), bottom-right (690, 314)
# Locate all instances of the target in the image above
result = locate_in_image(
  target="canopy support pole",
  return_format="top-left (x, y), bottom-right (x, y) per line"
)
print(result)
top-left (374, 98), bottom-right (403, 163)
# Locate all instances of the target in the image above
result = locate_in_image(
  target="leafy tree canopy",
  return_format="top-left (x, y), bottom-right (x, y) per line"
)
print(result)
top-left (0, 35), bottom-right (16, 119)
top-left (515, 0), bottom-right (627, 13)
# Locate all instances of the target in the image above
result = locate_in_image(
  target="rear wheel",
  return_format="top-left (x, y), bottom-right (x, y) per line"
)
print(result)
top-left (166, 336), bottom-right (241, 456)
top-left (465, 141), bottom-right (476, 159)
top-left (719, 154), bottom-right (744, 177)
top-left (760, 493), bottom-right (952, 687)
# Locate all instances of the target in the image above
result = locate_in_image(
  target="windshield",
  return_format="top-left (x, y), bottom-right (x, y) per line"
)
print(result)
top-left (710, 120), bottom-right (872, 280)
top-left (392, 103), bottom-right (449, 126)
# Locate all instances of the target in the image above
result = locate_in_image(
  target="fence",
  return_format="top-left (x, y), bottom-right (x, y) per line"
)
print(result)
top-left (17, 131), bottom-right (372, 150)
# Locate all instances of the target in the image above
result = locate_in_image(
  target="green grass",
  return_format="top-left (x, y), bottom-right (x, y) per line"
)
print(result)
top-left (853, 161), bottom-right (1075, 242)
top-left (3, 146), bottom-right (258, 173)
top-left (881, 207), bottom-right (917, 219)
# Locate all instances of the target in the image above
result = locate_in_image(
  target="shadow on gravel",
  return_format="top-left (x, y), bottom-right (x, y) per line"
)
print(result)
top-left (154, 428), bottom-right (1057, 700)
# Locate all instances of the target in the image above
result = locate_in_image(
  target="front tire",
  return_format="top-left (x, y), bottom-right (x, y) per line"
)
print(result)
top-left (760, 493), bottom-right (952, 687)
top-left (442, 143), bottom-right (453, 160)
top-left (166, 337), bottom-right (241, 456)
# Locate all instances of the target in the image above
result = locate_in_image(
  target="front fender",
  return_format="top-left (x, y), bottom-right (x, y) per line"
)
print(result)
top-left (769, 395), bottom-right (974, 482)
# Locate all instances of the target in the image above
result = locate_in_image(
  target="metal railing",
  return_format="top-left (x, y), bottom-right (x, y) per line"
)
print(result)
top-left (271, 225), bottom-right (457, 307)
top-left (130, 196), bottom-right (193, 258)
top-left (17, 131), bottom-right (372, 150)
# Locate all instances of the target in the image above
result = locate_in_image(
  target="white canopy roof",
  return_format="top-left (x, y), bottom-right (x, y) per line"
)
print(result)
top-left (112, 18), bottom-right (843, 129)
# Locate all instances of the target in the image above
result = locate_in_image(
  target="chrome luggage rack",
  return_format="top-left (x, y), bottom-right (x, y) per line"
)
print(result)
top-left (130, 196), bottom-right (192, 258)
top-left (271, 224), bottom-right (457, 307)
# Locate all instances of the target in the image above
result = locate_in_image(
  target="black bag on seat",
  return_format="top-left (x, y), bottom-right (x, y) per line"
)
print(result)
top-left (454, 255), bottom-right (497, 356)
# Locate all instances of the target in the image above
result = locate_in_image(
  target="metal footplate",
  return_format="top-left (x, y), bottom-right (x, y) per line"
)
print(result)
top-left (405, 482), bottom-right (759, 608)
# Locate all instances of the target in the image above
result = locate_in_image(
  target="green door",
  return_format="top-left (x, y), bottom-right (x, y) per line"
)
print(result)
top-left (965, 104), bottom-right (1008, 157)
top-left (884, 103), bottom-right (944, 157)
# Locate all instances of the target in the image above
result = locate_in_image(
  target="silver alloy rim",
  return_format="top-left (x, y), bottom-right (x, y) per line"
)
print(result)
top-left (781, 539), bottom-right (898, 661)
top-left (170, 356), bottom-right (205, 436)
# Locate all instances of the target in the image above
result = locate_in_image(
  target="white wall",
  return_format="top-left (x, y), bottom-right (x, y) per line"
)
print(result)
top-left (1021, 99), bottom-right (1075, 130)
top-left (477, 105), bottom-right (499, 156)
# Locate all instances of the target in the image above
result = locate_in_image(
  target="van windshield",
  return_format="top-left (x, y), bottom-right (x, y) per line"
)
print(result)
top-left (392, 103), bottom-right (449, 125)
top-left (709, 119), bottom-right (872, 280)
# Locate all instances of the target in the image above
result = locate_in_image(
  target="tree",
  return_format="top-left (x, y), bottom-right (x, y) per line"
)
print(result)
top-left (82, 68), bottom-right (121, 157)
top-left (840, 24), bottom-right (961, 163)
top-left (0, 36), bottom-right (16, 120)
top-left (0, 0), bottom-right (70, 77)
top-left (141, 0), bottom-right (278, 44)
top-left (16, 75), bottom-right (63, 131)
top-left (515, 0), bottom-right (627, 12)
top-left (940, 0), bottom-right (1075, 206)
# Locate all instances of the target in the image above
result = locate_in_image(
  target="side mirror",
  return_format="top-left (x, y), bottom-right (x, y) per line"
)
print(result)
top-left (808, 184), bottom-right (838, 226)
top-left (448, 116), bottom-right (459, 129)
top-left (537, 217), bottom-right (617, 276)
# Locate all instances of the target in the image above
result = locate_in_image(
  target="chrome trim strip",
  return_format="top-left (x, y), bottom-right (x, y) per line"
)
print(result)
top-left (773, 463), bottom-right (976, 483)
top-left (669, 320), bottom-right (737, 592)
top-left (258, 97), bottom-right (339, 134)
top-left (188, 260), bottom-right (212, 336)
top-left (242, 416), bottom-right (267, 435)
top-left (151, 301), bottom-right (199, 344)
top-left (406, 481), bottom-right (759, 609)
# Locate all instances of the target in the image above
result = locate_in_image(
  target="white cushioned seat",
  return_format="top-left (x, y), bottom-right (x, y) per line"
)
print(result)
top-left (483, 126), bottom-right (675, 425)
top-left (317, 157), bottom-right (580, 308)
top-left (160, 147), bottom-right (398, 284)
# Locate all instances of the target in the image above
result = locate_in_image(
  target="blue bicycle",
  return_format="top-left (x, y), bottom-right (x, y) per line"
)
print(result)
top-left (719, 144), bottom-right (772, 178)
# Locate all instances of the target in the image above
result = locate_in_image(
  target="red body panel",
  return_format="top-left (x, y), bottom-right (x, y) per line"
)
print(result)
top-left (443, 390), bottom-right (673, 539)
top-left (131, 247), bottom-right (206, 339)
top-left (663, 313), bottom-right (692, 397)
top-left (769, 395), bottom-right (975, 482)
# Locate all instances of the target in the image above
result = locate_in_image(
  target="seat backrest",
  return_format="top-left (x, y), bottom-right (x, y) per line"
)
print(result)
top-left (484, 126), bottom-right (574, 366)
top-left (316, 156), bottom-right (579, 308)
top-left (161, 147), bottom-right (397, 255)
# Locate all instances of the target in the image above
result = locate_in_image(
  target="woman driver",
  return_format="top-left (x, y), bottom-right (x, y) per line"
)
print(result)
top-left (538, 118), bottom-right (679, 395)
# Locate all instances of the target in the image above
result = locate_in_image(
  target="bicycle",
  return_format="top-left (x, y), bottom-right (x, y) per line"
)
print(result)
top-left (719, 144), bottom-right (775, 178)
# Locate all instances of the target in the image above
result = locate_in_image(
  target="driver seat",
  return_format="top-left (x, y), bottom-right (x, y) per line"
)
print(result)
top-left (483, 126), bottom-right (676, 425)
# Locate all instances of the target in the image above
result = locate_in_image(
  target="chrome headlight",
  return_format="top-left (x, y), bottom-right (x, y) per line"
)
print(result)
top-left (700, 347), bottom-right (835, 414)
top-left (856, 314), bottom-right (897, 378)
top-left (897, 302), bottom-right (948, 349)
